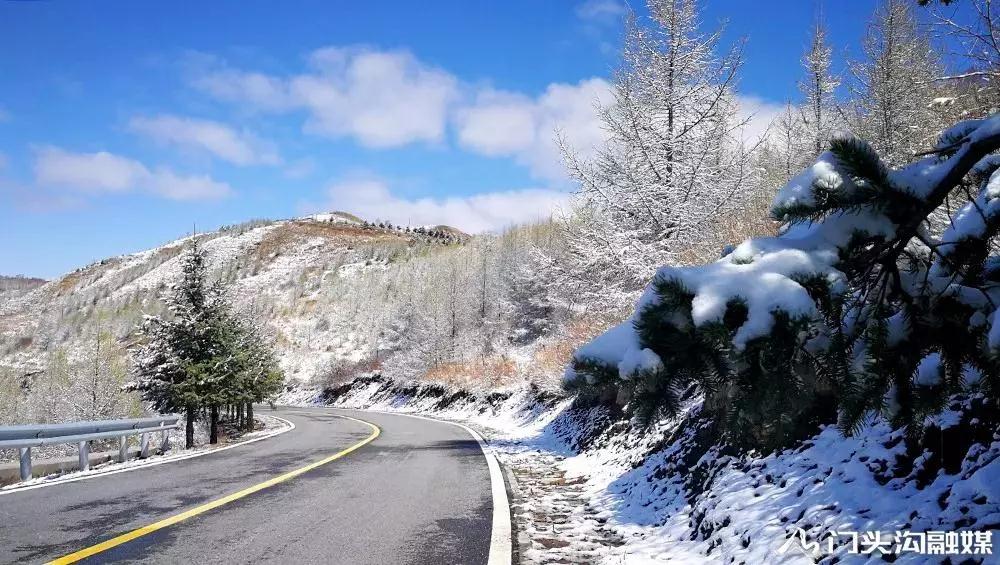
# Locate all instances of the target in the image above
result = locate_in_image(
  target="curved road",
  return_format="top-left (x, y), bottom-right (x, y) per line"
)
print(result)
top-left (0, 407), bottom-right (497, 564)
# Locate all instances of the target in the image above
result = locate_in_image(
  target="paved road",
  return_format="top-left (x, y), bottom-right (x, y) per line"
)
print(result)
top-left (0, 407), bottom-right (495, 564)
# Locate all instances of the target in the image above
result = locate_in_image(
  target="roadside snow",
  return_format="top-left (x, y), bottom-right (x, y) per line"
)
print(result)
top-left (282, 378), bottom-right (1000, 564)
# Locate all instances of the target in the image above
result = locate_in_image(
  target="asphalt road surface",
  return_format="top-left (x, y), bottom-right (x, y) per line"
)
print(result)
top-left (0, 407), bottom-right (495, 564)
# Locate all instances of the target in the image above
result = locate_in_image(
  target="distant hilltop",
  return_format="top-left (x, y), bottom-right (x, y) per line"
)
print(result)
top-left (304, 210), bottom-right (470, 241)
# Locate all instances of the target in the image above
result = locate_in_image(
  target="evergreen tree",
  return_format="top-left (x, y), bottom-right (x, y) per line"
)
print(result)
top-left (504, 249), bottom-right (555, 345)
top-left (228, 308), bottom-right (284, 431)
top-left (130, 240), bottom-right (232, 448)
top-left (567, 113), bottom-right (1000, 451)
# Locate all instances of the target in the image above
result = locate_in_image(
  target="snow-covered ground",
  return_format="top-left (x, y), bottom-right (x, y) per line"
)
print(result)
top-left (281, 377), bottom-right (1000, 564)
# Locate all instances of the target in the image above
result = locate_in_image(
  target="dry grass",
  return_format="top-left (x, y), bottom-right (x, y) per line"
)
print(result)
top-left (423, 357), bottom-right (518, 389)
top-left (54, 271), bottom-right (84, 295)
top-left (253, 221), bottom-right (411, 264)
top-left (312, 358), bottom-right (383, 389)
top-left (677, 194), bottom-right (780, 265)
top-left (525, 316), bottom-right (620, 388)
top-left (417, 316), bottom-right (619, 391)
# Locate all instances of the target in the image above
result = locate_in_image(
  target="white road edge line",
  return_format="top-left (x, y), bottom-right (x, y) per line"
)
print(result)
top-left (334, 408), bottom-right (513, 565)
top-left (0, 414), bottom-right (296, 496)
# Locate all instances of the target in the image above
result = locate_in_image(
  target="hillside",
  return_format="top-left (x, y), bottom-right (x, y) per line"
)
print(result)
top-left (0, 213), bottom-right (477, 385)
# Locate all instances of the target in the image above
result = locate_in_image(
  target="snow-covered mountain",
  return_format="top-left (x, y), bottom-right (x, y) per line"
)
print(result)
top-left (0, 212), bottom-right (471, 383)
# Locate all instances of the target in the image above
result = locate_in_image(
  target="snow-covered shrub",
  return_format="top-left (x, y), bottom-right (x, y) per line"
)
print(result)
top-left (566, 114), bottom-right (1000, 451)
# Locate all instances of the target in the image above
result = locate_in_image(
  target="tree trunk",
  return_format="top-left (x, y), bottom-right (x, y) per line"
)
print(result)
top-left (209, 405), bottom-right (219, 445)
top-left (185, 406), bottom-right (195, 449)
top-left (245, 403), bottom-right (254, 432)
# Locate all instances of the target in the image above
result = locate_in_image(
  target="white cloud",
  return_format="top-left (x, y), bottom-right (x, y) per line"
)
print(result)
top-left (193, 46), bottom-right (459, 148)
top-left (33, 146), bottom-right (231, 201)
top-left (294, 47), bottom-right (458, 147)
top-left (34, 146), bottom-right (148, 193)
top-left (190, 46), bottom-right (612, 180)
top-left (455, 91), bottom-right (538, 156)
top-left (735, 95), bottom-right (786, 144)
top-left (129, 114), bottom-right (280, 166)
top-left (576, 0), bottom-right (625, 23)
top-left (314, 174), bottom-right (569, 233)
top-left (192, 68), bottom-right (294, 111)
top-left (145, 169), bottom-right (232, 200)
top-left (455, 78), bottom-right (613, 181)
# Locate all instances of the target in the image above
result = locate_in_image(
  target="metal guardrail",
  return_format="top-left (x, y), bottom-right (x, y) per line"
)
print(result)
top-left (0, 416), bottom-right (179, 482)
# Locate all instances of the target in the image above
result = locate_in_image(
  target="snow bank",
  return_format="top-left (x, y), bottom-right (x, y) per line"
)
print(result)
top-left (284, 377), bottom-right (1000, 564)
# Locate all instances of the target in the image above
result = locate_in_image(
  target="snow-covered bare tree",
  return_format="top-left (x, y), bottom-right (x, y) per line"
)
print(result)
top-left (28, 349), bottom-right (70, 424)
top-left (758, 103), bottom-right (804, 188)
top-left (850, 0), bottom-right (953, 166)
top-left (800, 20), bottom-right (841, 160)
top-left (0, 366), bottom-right (25, 425)
top-left (928, 0), bottom-right (1000, 117)
top-left (68, 326), bottom-right (139, 422)
top-left (563, 0), bottom-right (755, 308)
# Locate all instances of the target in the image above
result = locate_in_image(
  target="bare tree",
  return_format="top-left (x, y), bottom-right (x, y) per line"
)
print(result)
top-left (929, 0), bottom-right (1000, 117)
top-left (800, 20), bottom-right (841, 160)
top-left (69, 327), bottom-right (135, 422)
top-left (563, 0), bottom-right (755, 307)
top-left (849, 0), bottom-right (953, 165)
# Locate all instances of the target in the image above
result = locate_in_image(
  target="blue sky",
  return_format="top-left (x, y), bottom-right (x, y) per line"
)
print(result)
top-left (1, 0), bottom-right (893, 278)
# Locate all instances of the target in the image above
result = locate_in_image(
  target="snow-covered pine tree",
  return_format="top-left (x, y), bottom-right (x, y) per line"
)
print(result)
top-left (130, 240), bottom-right (231, 448)
top-left (227, 307), bottom-right (284, 431)
top-left (566, 113), bottom-right (1000, 451)
top-left (504, 248), bottom-right (556, 346)
top-left (563, 0), bottom-right (754, 310)
top-left (850, 0), bottom-right (953, 166)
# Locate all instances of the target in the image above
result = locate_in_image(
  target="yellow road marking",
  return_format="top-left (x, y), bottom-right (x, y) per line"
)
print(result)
top-left (47, 415), bottom-right (380, 565)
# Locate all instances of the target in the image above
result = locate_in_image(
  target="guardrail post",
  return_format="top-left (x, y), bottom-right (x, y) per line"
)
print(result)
top-left (1, 415), bottom-right (181, 482)
top-left (18, 447), bottom-right (31, 481)
top-left (78, 441), bottom-right (90, 472)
